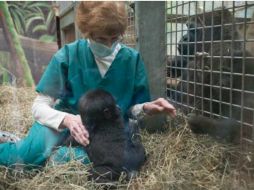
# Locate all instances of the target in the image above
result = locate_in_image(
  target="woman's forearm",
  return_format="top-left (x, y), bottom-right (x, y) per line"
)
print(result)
top-left (31, 94), bottom-right (67, 131)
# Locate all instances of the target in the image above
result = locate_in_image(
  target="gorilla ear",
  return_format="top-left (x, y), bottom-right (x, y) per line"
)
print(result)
top-left (103, 108), bottom-right (112, 119)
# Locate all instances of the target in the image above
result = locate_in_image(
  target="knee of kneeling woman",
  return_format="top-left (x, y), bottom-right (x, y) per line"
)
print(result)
top-left (7, 122), bottom-right (70, 167)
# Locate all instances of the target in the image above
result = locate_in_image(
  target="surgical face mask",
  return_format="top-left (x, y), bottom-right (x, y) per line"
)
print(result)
top-left (89, 40), bottom-right (119, 58)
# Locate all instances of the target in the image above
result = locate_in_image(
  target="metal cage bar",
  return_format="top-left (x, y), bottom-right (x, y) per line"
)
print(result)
top-left (122, 2), bottom-right (136, 48)
top-left (166, 1), bottom-right (254, 145)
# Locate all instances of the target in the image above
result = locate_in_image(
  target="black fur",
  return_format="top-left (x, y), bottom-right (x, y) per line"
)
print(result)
top-left (187, 113), bottom-right (241, 144)
top-left (168, 9), bottom-right (236, 79)
top-left (172, 9), bottom-right (254, 139)
top-left (178, 9), bottom-right (234, 56)
top-left (78, 89), bottom-right (146, 183)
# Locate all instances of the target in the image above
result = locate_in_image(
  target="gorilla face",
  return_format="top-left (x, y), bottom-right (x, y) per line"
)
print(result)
top-left (177, 9), bottom-right (233, 56)
top-left (78, 89), bottom-right (121, 130)
top-left (178, 22), bottom-right (201, 55)
top-left (77, 89), bottom-right (146, 183)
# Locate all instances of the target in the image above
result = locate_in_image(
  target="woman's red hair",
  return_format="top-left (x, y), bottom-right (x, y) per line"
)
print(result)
top-left (76, 1), bottom-right (128, 37)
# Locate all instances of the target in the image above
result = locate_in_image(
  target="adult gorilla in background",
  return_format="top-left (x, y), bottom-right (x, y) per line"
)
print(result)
top-left (167, 9), bottom-right (235, 78)
top-left (181, 49), bottom-right (254, 142)
top-left (66, 89), bottom-right (146, 183)
top-left (173, 9), bottom-right (254, 141)
top-left (177, 9), bottom-right (234, 55)
top-left (181, 48), bottom-right (254, 140)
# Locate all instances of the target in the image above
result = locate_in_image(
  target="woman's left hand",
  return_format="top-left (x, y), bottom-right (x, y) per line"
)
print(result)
top-left (143, 98), bottom-right (176, 118)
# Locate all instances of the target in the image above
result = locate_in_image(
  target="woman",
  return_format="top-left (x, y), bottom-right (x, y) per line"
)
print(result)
top-left (0, 1), bottom-right (176, 167)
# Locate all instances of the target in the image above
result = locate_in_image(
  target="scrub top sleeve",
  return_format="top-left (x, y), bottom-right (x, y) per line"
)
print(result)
top-left (132, 54), bottom-right (151, 105)
top-left (36, 51), bottom-right (69, 100)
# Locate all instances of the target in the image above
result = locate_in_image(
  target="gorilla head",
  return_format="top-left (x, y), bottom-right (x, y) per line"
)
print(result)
top-left (78, 89), bottom-right (121, 130)
top-left (77, 89), bottom-right (146, 184)
top-left (178, 9), bottom-right (234, 55)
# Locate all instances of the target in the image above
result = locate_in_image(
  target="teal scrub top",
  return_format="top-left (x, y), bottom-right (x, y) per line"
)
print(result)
top-left (36, 39), bottom-right (150, 117)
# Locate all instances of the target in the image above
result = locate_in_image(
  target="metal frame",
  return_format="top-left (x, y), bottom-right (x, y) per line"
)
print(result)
top-left (136, 1), bottom-right (166, 99)
top-left (166, 1), bottom-right (254, 144)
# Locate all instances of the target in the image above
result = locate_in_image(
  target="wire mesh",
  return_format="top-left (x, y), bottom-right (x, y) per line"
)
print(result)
top-left (122, 2), bottom-right (136, 48)
top-left (166, 1), bottom-right (254, 145)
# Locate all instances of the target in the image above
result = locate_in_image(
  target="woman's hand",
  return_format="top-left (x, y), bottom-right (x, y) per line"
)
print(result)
top-left (143, 98), bottom-right (176, 118)
top-left (61, 114), bottom-right (89, 146)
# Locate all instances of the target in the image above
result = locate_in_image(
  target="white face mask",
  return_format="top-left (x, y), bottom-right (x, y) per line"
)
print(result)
top-left (89, 40), bottom-right (119, 58)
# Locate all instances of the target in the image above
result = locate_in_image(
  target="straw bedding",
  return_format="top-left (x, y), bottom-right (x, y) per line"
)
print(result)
top-left (0, 85), bottom-right (253, 190)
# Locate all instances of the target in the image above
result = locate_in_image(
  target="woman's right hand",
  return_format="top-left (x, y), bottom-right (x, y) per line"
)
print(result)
top-left (61, 114), bottom-right (89, 146)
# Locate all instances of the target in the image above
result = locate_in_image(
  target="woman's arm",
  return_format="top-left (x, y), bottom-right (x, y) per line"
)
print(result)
top-left (32, 94), bottom-right (89, 146)
top-left (32, 94), bottom-right (67, 131)
top-left (130, 53), bottom-right (176, 119)
top-left (129, 99), bottom-right (176, 120)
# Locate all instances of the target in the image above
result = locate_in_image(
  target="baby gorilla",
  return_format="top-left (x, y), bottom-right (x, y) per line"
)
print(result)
top-left (77, 89), bottom-right (146, 183)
